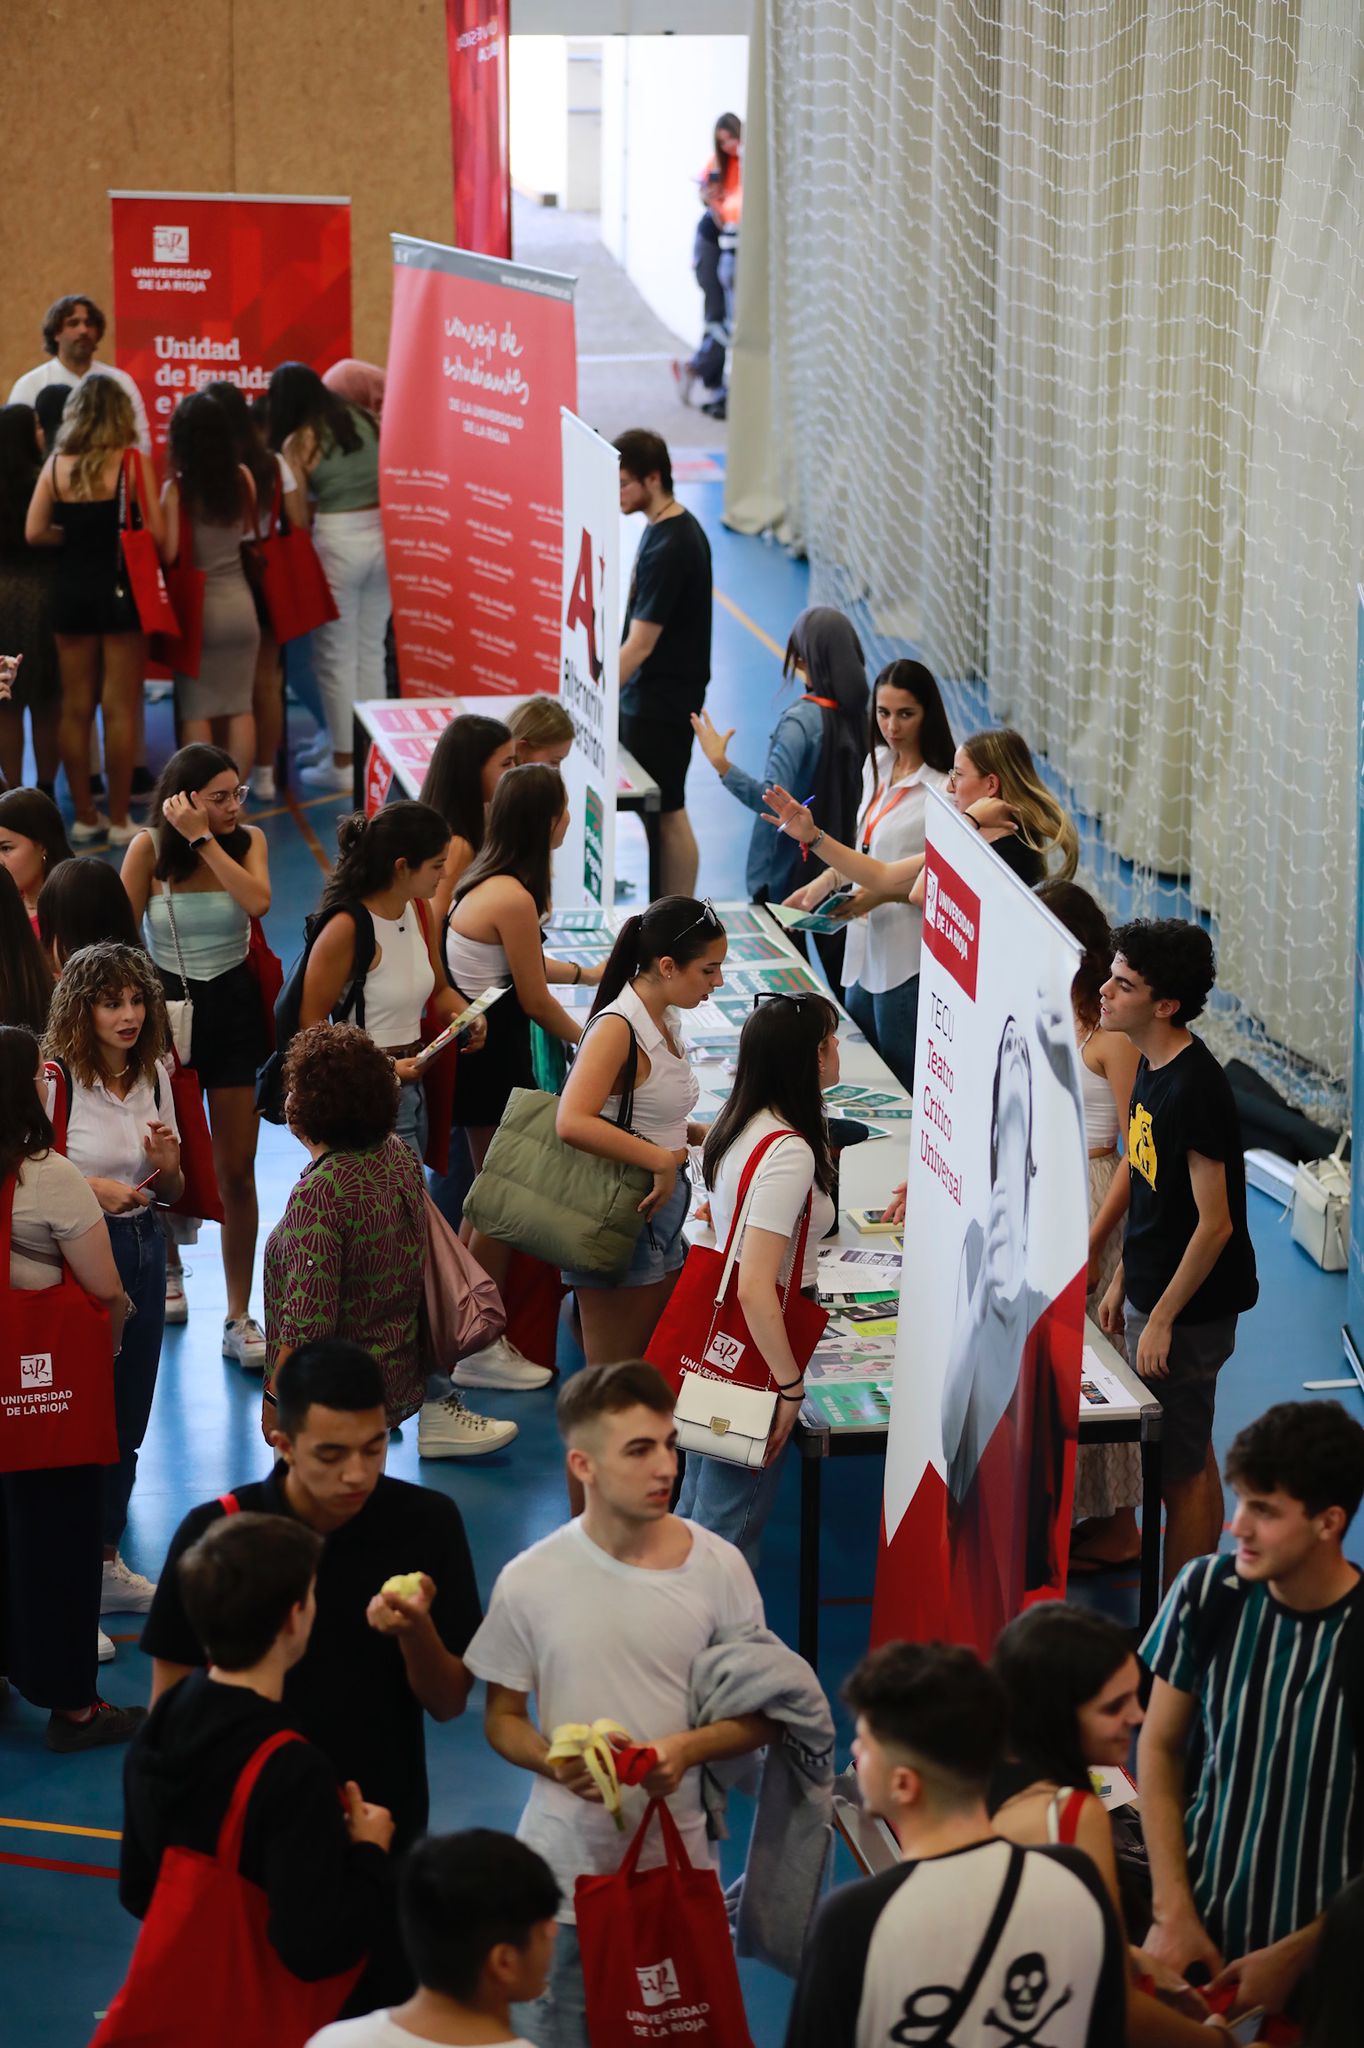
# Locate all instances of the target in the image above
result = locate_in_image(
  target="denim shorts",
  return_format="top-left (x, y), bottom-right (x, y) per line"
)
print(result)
top-left (563, 1166), bottom-right (691, 1291)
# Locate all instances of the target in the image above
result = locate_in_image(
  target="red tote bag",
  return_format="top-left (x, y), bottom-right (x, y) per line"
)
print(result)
top-left (0, 1172), bottom-right (117, 1474)
top-left (244, 917), bottom-right (285, 1052)
top-left (90, 1730), bottom-right (363, 2048)
top-left (645, 1130), bottom-right (828, 1398)
top-left (257, 469), bottom-right (339, 643)
top-left (164, 1051), bottom-right (226, 1226)
top-left (150, 494), bottom-right (206, 676)
top-left (118, 451), bottom-right (180, 639)
top-left (576, 1798), bottom-right (753, 2048)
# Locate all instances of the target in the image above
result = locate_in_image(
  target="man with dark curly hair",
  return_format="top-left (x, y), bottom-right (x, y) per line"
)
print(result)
top-left (1096, 919), bottom-right (1257, 1587)
top-left (8, 293), bottom-right (151, 453)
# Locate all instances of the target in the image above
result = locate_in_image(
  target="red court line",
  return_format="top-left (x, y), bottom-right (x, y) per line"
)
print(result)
top-left (0, 1848), bottom-right (118, 1879)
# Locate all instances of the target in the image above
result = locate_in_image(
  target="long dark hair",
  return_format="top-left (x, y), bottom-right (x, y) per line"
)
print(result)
top-left (321, 802), bottom-right (450, 913)
top-left (591, 897), bottom-right (727, 1017)
top-left (151, 745), bottom-right (251, 883)
top-left (991, 1602), bottom-right (1133, 1792)
top-left (266, 361), bottom-right (362, 456)
top-left (169, 391), bottom-right (246, 525)
top-left (867, 660), bottom-right (954, 779)
top-left (0, 867), bottom-right (54, 1033)
top-left (37, 855), bottom-right (143, 966)
top-left (0, 786), bottom-right (74, 877)
top-left (455, 766), bottom-right (565, 919)
top-left (0, 1024), bottom-right (54, 1184)
top-left (1036, 880), bottom-right (1112, 1032)
top-left (783, 607), bottom-right (868, 852)
top-left (0, 403), bottom-right (43, 549)
top-left (419, 714), bottom-right (511, 854)
top-left (199, 379), bottom-right (275, 508)
top-left (703, 993), bottom-right (838, 1197)
top-left (1305, 1875), bottom-right (1364, 2048)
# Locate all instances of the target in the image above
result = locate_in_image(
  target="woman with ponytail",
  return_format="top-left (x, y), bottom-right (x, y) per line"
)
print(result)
top-left (556, 896), bottom-right (727, 1363)
top-left (299, 801), bottom-right (487, 1162)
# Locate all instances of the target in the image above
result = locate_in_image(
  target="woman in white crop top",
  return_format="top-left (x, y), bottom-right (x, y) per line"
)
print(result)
top-left (677, 990), bottom-right (843, 1565)
top-left (300, 801), bottom-right (488, 1164)
top-left (1037, 881), bottom-right (1143, 1571)
top-left (557, 897), bottom-right (728, 1368)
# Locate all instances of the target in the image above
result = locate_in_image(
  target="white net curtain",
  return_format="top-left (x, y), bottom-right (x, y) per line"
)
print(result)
top-left (728, 1), bottom-right (1364, 1113)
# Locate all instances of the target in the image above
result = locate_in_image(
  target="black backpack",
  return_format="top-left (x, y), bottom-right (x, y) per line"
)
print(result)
top-left (254, 901), bottom-right (377, 1124)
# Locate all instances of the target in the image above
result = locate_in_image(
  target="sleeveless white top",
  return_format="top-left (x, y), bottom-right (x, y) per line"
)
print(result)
top-left (442, 923), bottom-right (510, 1000)
top-left (363, 908), bottom-right (435, 1047)
top-left (1080, 1032), bottom-right (1119, 1152)
top-left (589, 981), bottom-right (699, 1148)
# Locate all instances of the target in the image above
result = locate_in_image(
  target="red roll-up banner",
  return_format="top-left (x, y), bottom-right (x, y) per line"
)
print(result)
top-left (446, 0), bottom-right (511, 259)
top-left (381, 235), bottom-right (577, 697)
top-left (108, 192), bottom-right (352, 464)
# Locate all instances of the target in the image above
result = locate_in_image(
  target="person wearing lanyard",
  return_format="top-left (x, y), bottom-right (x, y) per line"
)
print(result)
top-left (785, 660), bottom-right (954, 1091)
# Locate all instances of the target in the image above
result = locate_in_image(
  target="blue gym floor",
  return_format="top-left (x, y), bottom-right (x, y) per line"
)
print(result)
top-left (1, 463), bottom-right (1356, 2048)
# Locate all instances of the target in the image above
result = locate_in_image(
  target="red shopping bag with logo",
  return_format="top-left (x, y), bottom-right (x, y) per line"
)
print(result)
top-left (645, 1129), bottom-right (827, 1399)
top-left (575, 1798), bottom-right (753, 2048)
top-left (256, 468), bottom-right (338, 643)
top-left (118, 451), bottom-right (180, 639)
top-left (90, 1730), bottom-right (363, 2048)
top-left (0, 1172), bottom-right (117, 1474)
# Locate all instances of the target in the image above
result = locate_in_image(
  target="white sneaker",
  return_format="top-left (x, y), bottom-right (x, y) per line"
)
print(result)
top-left (452, 1335), bottom-right (553, 1391)
top-left (418, 1392), bottom-right (517, 1458)
top-left (223, 1315), bottom-right (267, 1371)
top-left (70, 813), bottom-right (111, 845)
top-left (296, 729), bottom-right (331, 764)
top-left (97, 1627), bottom-right (116, 1664)
top-left (101, 1554), bottom-right (158, 1613)
top-left (298, 758), bottom-right (354, 792)
top-left (251, 765), bottom-right (277, 801)
top-left (164, 1267), bottom-right (187, 1324)
top-left (107, 820), bottom-right (139, 848)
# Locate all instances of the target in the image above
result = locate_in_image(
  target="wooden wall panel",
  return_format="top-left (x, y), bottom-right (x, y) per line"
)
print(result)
top-left (2, 0), bottom-right (451, 397)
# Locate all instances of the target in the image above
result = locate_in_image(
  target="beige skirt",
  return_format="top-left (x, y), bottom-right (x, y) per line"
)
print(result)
top-left (1073, 1151), bottom-right (1142, 1522)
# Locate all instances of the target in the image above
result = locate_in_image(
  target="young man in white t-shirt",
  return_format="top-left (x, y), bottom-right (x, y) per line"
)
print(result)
top-left (307, 1830), bottom-right (559, 2048)
top-left (464, 1360), bottom-right (775, 2048)
top-left (9, 293), bottom-right (152, 453)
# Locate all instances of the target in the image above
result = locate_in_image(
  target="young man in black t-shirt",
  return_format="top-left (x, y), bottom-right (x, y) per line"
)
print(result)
top-left (786, 1643), bottom-right (1126, 2048)
top-left (1098, 920), bottom-right (1258, 1586)
top-left (140, 1340), bottom-right (482, 1851)
top-left (615, 427), bottom-right (713, 896)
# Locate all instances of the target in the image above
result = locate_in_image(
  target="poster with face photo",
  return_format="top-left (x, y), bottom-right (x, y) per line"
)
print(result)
top-left (871, 794), bottom-right (1088, 1653)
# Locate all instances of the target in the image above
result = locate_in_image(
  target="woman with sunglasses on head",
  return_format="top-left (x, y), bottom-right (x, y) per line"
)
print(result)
top-left (121, 744), bottom-right (272, 1369)
top-left (417, 712), bottom-right (516, 929)
top-left (42, 942), bottom-right (182, 1632)
top-left (557, 897), bottom-right (727, 1367)
top-left (679, 991), bottom-right (841, 1563)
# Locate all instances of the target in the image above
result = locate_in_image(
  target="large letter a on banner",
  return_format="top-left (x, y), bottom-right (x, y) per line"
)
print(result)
top-left (566, 528), bottom-right (603, 682)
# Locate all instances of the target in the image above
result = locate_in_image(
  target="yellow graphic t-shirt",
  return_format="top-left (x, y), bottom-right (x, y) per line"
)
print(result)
top-left (1128, 1104), bottom-right (1157, 1190)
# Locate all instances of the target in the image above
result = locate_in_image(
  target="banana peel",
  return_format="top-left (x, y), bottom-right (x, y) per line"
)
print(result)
top-left (545, 1719), bottom-right (658, 1831)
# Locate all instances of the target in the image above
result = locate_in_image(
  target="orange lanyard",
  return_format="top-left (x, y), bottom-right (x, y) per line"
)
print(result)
top-left (801, 694), bottom-right (838, 709)
top-left (859, 777), bottom-right (914, 853)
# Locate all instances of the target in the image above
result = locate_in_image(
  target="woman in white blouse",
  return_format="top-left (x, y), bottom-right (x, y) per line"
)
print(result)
top-left (679, 991), bottom-right (842, 1563)
top-left (42, 943), bottom-right (182, 1625)
top-left (556, 896), bottom-right (728, 1367)
top-left (785, 660), bottom-right (953, 1089)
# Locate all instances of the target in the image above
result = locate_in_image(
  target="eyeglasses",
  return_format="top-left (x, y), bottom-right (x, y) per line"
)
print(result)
top-left (202, 786), bottom-right (249, 808)
top-left (670, 898), bottom-right (722, 944)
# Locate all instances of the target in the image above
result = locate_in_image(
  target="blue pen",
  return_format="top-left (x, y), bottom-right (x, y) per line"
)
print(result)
top-left (777, 793), bottom-right (817, 836)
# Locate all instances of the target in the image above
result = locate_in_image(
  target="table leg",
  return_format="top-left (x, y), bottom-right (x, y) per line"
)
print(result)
top-left (352, 717), bottom-right (365, 813)
top-left (645, 810), bottom-right (662, 903)
top-left (799, 1452), bottom-right (822, 1670)
top-left (1138, 1433), bottom-right (1163, 1633)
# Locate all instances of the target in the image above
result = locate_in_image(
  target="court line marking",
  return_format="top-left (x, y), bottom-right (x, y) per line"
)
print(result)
top-left (714, 589), bottom-right (785, 662)
top-left (249, 790), bottom-right (351, 826)
top-left (0, 1816), bottom-right (122, 1840)
top-left (286, 789), bottom-right (334, 875)
top-left (0, 1849), bottom-right (118, 1879)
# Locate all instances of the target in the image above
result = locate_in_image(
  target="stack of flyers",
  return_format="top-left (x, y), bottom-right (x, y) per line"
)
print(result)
top-left (833, 1295), bottom-right (900, 1336)
top-left (721, 932), bottom-right (791, 962)
top-left (804, 1380), bottom-right (892, 1431)
top-left (822, 1082), bottom-right (914, 1119)
top-left (817, 1246), bottom-right (904, 1298)
top-left (721, 962), bottom-right (821, 999)
top-left (712, 904), bottom-right (774, 935)
top-left (546, 907), bottom-right (616, 932)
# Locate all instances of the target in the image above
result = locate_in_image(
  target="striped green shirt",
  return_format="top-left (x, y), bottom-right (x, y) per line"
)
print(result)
top-left (1141, 1554), bottom-right (1363, 1957)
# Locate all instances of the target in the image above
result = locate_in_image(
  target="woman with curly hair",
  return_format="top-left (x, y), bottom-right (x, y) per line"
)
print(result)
top-left (24, 374), bottom-right (166, 845)
top-left (122, 743), bottom-right (272, 1368)
top-left (43, 941), bottom-right (182, 1624)
top-left (162, 391), bottom-right (261, 775)
top-left (262, 1023), bottom-right (513, 1454)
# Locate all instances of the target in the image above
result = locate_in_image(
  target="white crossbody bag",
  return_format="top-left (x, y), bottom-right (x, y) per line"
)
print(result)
top-left (159, 886), bottom-right (195, 1065)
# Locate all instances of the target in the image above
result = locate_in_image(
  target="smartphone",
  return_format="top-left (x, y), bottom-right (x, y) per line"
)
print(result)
top-left (1228, 2011), bottom-right (1265, 2046)
top-left (847, 1207), bottom-right (902, 1235)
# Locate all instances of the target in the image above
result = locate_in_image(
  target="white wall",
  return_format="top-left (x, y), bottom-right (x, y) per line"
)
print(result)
top-left (509, 36), bottom-right (568, 202)
top-left (599, 36), bottom-right (749, 344)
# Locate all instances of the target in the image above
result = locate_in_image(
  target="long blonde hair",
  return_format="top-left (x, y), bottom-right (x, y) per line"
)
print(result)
top-left (962, 728), bottom-right (1078, 879)
top-left (507, 695), bottom-right (575, 758)
top-left (55, 374), bottom-right (136, 498)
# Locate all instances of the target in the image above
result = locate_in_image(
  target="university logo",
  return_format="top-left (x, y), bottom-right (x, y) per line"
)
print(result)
top-left (20, 1353), bottom-right (54, 1389)
top-left (921, 849), bottom-right (980, 1001)
top-left (153, 225), bottom-right (190, 264)
top-left (636, 1958), bottom-right (680, 2008)
top-left (564, 526), bottom-right (604, 682)
top-left (1128, 1105), bottom-right (1157, 1189)
top-left (703, 1332), bottom-right (746, 1375)
top-left (924, 869), bottom-right (939, 929)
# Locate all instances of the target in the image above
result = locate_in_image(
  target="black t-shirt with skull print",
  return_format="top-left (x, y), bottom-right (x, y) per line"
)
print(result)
top-left (783, 1837), bottom-right (1125, 2048)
